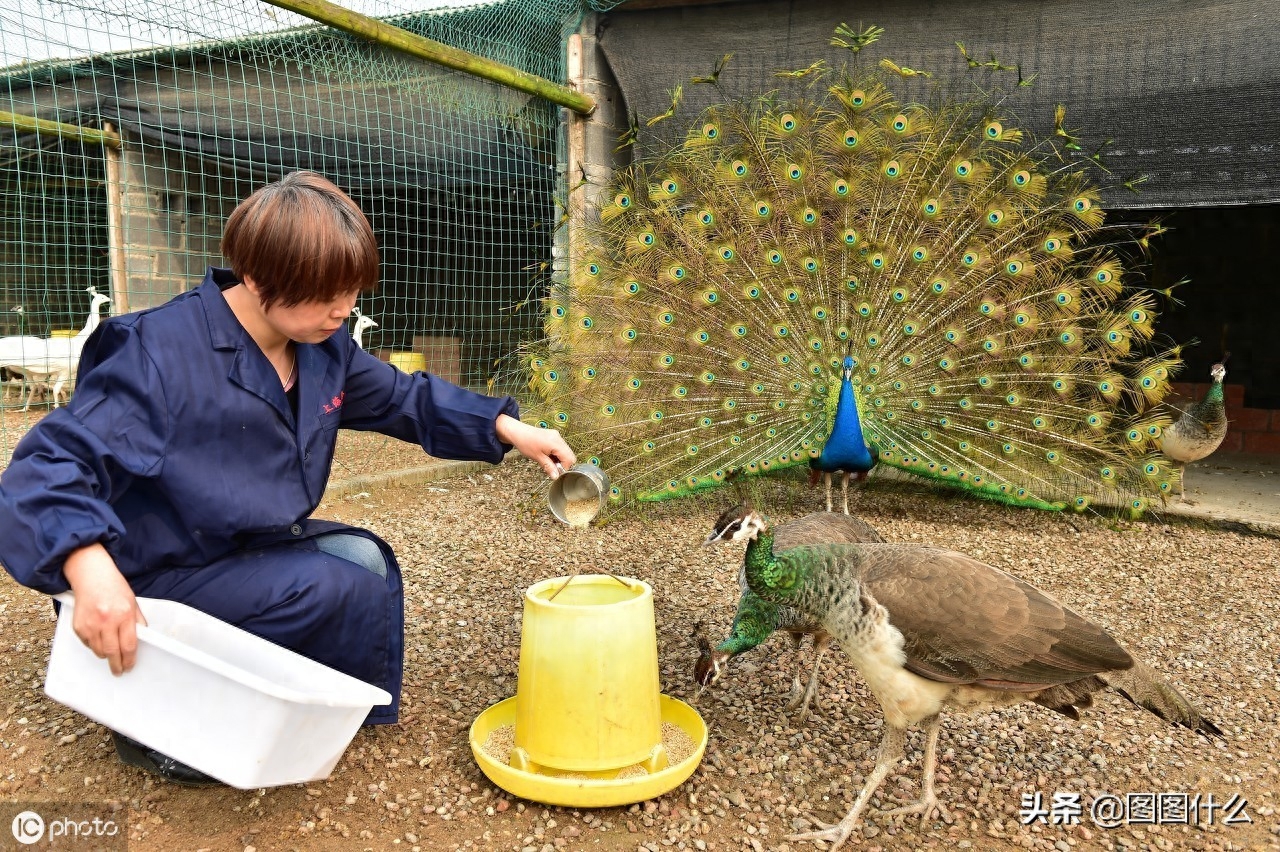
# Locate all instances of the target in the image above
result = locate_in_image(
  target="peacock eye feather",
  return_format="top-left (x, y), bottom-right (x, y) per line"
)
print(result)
top-left (912, 247), bottom-right (928, 261)
top-left (701, 371), bottom-right (715, 383)
top-left (702, 122), bottom-right (719, 140)
top-left (628, 377), bottom-right (642, 389)
top-left (788, 164), bottom-right (803, 180)
top-left (624, 281), bottom-right (641, 295)
top-left (962, 251), bottom-right (979, 266)
top-left (732, 160), bottom-right (749, 176)
top-left (931, 278), bottom-right (948, 294)
top-left (699, 210), bottom-right (714, 225)
top-left (954, 160), bottom-right (972, 177)
top-left (884, 160), bottom-right (901, 178)
top-left (621, 327), bottom-right (637, 341)
top-left (986, 209), bottom-right (1005, 226)
top-left (1011, 169), bottom-right (1031, 187)
top-left (781, 113), bottom-right (797, 131)
top-left (718, 246), bottom-right (735, 260)
top-left (842, 228), bottom-right (859, 246)
top-left (985, 120), bottom-right (1003, 138)
top-left (744, 286), bottom-right (761, 299)
top-left (869, 253), bottom-right (885, 269)
top-left (843, 130), bottom-right (859, 147)
top-left (922, 199), bottom-right (940, 216)
top-left (833, 179), bottom-right (850, 196)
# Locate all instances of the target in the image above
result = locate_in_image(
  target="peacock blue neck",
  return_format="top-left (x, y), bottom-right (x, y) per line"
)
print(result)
top-left (817, 369), bottom-right (875, 472)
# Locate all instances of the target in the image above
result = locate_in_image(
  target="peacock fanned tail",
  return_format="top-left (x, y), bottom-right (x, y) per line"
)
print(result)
top-left (527, 59), bottom-right (1181, 515)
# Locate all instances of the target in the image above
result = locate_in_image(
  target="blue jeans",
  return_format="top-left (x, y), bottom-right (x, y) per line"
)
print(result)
top-left (314, 533), bottom-right (389, 579)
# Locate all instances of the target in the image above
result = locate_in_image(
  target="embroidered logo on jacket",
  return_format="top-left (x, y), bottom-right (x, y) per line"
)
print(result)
top-left (322, 392), bottom-right (345, 415)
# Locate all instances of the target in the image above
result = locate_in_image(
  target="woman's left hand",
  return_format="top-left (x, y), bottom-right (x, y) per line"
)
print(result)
top-left (496, 414), bottom-right (577, 480)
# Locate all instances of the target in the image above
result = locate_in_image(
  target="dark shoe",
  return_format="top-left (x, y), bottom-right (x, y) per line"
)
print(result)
top-left (111, 732), bottom-right (222, 787)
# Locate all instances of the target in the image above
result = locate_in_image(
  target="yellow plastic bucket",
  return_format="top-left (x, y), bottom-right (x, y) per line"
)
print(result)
top-left (386, 351), bottom-right (426, 373)
top-left (512, 576), bottom-right (664, 773)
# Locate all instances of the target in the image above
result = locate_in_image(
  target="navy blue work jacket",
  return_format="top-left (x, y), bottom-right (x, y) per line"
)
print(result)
top-left (0, 267), bottom-right (520, 724)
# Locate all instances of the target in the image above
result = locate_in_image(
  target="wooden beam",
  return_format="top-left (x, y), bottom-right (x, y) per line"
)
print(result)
top-left (102, 122), bottom-right (130, 316)
top-left (0, 110), bottom-right (122, 149)
top-left (260, 0), bottom-right (596, 115)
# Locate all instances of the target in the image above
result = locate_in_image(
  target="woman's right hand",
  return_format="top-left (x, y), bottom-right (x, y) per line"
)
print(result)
top-left (62, 543), bottom-right (147, 675)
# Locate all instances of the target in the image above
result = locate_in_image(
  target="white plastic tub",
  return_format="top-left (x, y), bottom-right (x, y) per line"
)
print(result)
top-left (44, 592), bottom-right (392, 789)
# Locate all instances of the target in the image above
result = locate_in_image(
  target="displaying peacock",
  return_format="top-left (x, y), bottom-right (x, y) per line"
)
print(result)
top-left (707, 503), bottom-right (1222, 847)
top-left (527, 28), bottom-right (1184, 515)
top-left (694, 509), bottom-right (884, 721)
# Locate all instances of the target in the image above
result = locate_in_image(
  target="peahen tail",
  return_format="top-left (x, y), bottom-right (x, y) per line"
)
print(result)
top-left (527, 31), bottom-right (1182, 514)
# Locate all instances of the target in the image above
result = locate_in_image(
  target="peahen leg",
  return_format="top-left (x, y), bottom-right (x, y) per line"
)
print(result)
top-left (880, 714), bottom-right (951, 824)
top-left (783, 632), bottom-right (807, 709)
top-left (787, 723), bottom-right (907, 850)
top-left (792, 632), bottom-right (832, 721)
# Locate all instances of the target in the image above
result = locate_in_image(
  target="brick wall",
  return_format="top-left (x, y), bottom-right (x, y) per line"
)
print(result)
top-left (1167, 383), bottom-right (1280, 455)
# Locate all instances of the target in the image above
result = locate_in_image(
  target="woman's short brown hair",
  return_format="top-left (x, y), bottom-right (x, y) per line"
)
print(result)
top-left (221, 171), bottom-right (379, 308)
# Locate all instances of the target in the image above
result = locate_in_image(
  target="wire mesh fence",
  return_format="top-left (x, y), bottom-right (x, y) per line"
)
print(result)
top-left (1, 0), bottom-right (588, 479)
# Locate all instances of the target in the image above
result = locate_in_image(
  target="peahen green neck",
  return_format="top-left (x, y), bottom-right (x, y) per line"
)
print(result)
top-left (817, 356), bottom-right (875, 473)
top-left (743, 527), bottom-right (803, 598)
top-left (718, 607), bottom-right (775, 654)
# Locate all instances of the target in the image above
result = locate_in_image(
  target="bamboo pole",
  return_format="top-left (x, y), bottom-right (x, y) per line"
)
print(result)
top-left (102, 122), bottom-right (130, 316)
top-left (0, 110), bottom-right (121, 148)
top-left (260, 0), bottom-right (596, 115)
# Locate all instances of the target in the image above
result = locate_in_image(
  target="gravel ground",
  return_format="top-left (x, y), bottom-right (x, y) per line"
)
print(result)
top-left (0, 457), bottom-right (1277, 852)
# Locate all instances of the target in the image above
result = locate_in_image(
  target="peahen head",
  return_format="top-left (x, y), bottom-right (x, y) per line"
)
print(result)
top-left (705, 503), bottom-right (770, 545)
top-left (693, 634), bottom-right (731, 688)
top-left (1210, 357), bottom-right (1228, 384)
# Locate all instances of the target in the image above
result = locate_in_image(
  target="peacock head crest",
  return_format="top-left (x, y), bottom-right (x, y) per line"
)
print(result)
top-left (705, 503), bottom-right (769, 545)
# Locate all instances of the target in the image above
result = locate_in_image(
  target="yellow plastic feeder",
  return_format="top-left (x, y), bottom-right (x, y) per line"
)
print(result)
top-left (469, 576), bottom-right (706, 808)
top-left (386, 351), bottom-right (426, 373)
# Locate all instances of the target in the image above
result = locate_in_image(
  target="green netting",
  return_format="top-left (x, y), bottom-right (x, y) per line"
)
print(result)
top-left (1, 0), bottom-right (587, 476)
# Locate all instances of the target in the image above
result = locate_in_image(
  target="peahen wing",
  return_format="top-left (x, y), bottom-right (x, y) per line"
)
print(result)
top-left (529, 58), bottom-right (1182, 512)
top-left (855, 544), bottom-right (1133, 687)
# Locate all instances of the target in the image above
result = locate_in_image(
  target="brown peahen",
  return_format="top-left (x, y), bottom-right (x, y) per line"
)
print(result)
top-left (527, 28), bottom-right (1184, 516)
top-left (1158, 358), bottom-right (1229, 498)
top-left (706, 503), bottom-right (1223, 849)
top-left (694, 509), bottom-right (883, 721)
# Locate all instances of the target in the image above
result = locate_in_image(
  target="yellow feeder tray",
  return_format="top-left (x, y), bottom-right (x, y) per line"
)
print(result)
top-left (469, 694), bottom-right (706, 808)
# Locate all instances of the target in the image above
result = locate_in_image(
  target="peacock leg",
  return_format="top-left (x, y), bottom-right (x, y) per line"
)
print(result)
top-left (787, 723), bottom-right (907, 850)
top-left (793, 632), bottom-right (832, 721)
top-left (840, 472), bottom-right (852, 515)
top-left (880, 714), bottom-right (951, 824)
top-left (824, 473), bottom-right (834, 513)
